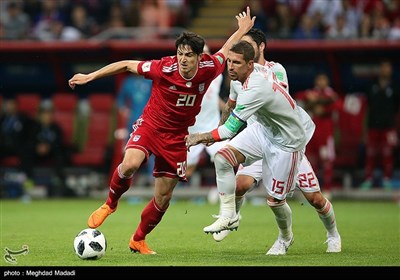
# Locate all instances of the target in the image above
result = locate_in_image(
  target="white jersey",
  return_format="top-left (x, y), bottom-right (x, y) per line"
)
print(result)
top-left (188, 74), bottom-right (223, 133)
top-left (224, 63), bottom-right (314, 152)
top-left (236, 61), bottom-right (288, 125)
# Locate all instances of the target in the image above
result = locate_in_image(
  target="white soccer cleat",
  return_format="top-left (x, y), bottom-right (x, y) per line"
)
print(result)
top-left (326, 235), bottom-right (341, 253)
top-left (203, 216), bottom-right (230, 233)
top-left (204, 214), bottom-right (240, 234)
top-left (211, 213), bottom-right (241, 241)
top-left (212, 230), bottom-right (231, 242)
top-left (266, 235), bottom-right (294, 255)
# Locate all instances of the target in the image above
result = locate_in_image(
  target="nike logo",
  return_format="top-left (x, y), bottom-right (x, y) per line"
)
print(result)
top-left (228, 217), bottom-right (239, 227)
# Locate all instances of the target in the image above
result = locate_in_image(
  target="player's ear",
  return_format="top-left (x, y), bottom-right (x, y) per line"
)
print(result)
top-left (260, 42), bottom-right (266, 53)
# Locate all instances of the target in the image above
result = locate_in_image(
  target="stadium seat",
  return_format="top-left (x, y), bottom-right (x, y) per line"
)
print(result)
top-left (51, 92), bottom-right (79, 147)
top-left (15, 93), bottom-right (41, 118)
top-left (71, 93), bottom-right (116, 168)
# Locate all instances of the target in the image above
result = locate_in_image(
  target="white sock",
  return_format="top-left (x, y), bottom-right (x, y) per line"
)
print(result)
top-left (219, 193), bottom-right (235, 218)
top-left (317, 200), bottom-right (339, 238)
top-left (214, 149), bottom-right (238, 218)
top-left (268, 200), bottom-right (293, 241)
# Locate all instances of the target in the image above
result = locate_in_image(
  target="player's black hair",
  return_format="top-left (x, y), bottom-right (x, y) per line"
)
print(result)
top-left (175, 31), bottom-right (205, 55)
top-left (244, 28), bottom-right (267, 48)
top-left (230, 41), bottom-right (255, 63)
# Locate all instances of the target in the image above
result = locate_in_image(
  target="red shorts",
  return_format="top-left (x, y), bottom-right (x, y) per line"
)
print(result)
top-left (125, 118), bottom-right (188, 182)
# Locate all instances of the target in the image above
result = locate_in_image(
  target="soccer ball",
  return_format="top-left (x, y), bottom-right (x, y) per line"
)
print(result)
top-left (73, 228), bottom-right (107, 260)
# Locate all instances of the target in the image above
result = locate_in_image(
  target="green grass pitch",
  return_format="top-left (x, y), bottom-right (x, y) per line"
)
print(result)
top-left (1, 198), bottom-right (399, 269)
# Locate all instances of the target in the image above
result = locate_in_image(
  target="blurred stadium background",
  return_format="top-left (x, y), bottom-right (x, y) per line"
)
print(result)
top-left (0, 0), bottom-right (399, 203)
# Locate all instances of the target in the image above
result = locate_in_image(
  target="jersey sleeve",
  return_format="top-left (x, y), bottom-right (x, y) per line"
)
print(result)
top-left (137, 59), bottom-right (161, 81)
top-left (211, 52), bottom-right (226, 78)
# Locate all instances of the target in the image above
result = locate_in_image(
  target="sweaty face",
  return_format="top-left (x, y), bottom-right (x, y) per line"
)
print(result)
top-left (177, 45), bottom-right (200, 78)
top-left (227, 51), bottom-right (252, 83)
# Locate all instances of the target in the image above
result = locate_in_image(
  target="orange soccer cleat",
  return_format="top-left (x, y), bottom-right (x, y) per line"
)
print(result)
top-left (129, 238), bottom-right (157, 255)
top-left (87, 203), bottom-right (116, 228)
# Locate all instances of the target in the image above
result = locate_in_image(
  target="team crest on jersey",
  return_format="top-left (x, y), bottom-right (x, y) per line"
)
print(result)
top-left (199, 83), bottom-right (205, 93)
top-left (142, 61), bottom-right (151, 72)
top-left (133, 135), bottom-right (141, 142)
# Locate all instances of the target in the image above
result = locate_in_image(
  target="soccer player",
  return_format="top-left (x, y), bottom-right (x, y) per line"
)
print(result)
top-left (68, 7), bottom-right (255, 255)
top-left (295, 72), bottom-right (340, 195)
top-left (360, 59), bottom-right (399, 190)
top-left (186, 44), bottom-right (227, 180)
top-left (185, 40), bottom-right (340, 256)
top-left (211, 28), bottom-right (341, 254)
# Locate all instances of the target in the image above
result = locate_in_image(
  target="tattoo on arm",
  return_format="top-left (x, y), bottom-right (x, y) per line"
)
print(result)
top-left (219, 104), bottom-right (233, 126)
top-left (197, 132), bottom-right (214, 144)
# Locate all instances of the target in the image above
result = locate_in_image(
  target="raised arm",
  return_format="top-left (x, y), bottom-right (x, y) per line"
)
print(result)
top-left (217, 6), bottom-right (255, 58)
top-left (68, 60), bottom-right (141, 90)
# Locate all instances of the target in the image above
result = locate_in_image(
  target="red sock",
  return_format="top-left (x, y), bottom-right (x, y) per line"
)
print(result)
top-left (133, 197), bottom-right (167, 241)
top-left (106, 165), bottom-right (132, 209)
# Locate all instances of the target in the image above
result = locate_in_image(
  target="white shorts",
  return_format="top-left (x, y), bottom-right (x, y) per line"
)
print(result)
top-left (228, 122), bottom-right (304, 201)
top-left (187, 140), bottom-right (228, 166)
top-left (236, 156), bottom-right (321, 194)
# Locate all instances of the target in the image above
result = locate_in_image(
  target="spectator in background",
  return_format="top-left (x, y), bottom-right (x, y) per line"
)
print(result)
top-left (325, 13), bottom-right (357, 40)
top-left (292, 14), bottom-right (323, 39)
top-left (0, 1), bottom-right (30, 40)
top-left (31, 0), bottom-right (66, 40)
top-left (359, 12), bottom-right (373, 39)
top-left (295, 73), bottom-right (340, 196)
top-left (340, 0), bottom-right (362, 37)
top-left (116, 71), bottom-right (154, 187)
top-left (361, 60), bottom-right (400, 190)
top-left (32, 0), bottom-right (81, 41)
top-left (138, 0), bottom-right (170, 39)
top-left (242, 0), bottom-right (268, 34)
top-left (306, 0), bottom-right (343, 31)
top-left (103, 2), bottom-right (126, 30)
top-left (69, 4), bottom-right (99, 38)
top-left (388, 16), bottom-right (400, 40)
top-left (0, 98), bottom-right (33, 192)
top-left (25, 104), bottom-right (70, 197)
top-left (267, 1), bottom-right (295, 39)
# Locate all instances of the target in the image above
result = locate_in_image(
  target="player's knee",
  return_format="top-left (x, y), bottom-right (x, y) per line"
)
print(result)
top-left (305, 191), bottom-right (326, 208)
top-left (119, 161), bottom-right (140, 177)
top-left (214, 148), bottom-right (238, 171)
top-left (267, 197), bottom-right (285, 207)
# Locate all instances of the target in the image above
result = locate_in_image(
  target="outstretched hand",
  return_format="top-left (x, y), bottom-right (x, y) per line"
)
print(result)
top-left (185, 133), bottom-right (210, 151)
top-left (68, 73), bottom-right (90, 90)
top-left (236, 6), bottom-right (256, 32)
